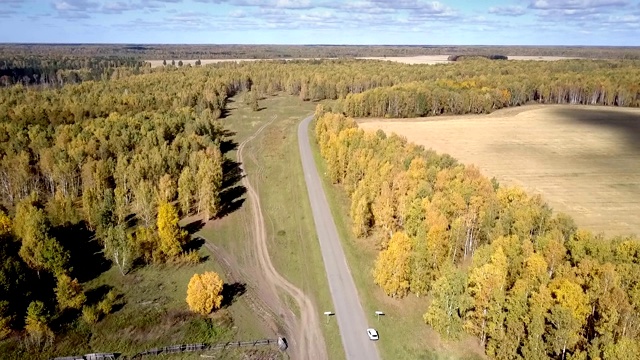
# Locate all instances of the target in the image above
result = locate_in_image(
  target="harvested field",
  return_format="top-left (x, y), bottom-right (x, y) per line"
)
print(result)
top-left (146, 55), bottom-right (580, 67)
top-left (357, 55), bottom-right (452, 64)
top-left (358, 105), bottom-right (640, 238)
top-left (354, 55), bottom-right (580, 64)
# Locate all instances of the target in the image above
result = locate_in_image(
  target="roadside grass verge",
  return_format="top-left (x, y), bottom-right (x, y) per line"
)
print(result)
top-left (197, 94), bottom-right (345, 360)
top-left (308, 119), bottom-right (485, 360)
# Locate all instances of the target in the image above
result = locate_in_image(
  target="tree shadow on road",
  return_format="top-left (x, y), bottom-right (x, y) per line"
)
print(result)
top-left (217, 157), bottom-right (247, 219)
top-left (182, 236), bottom-right (205, 252)
top-left (218, 128), bottom-right (238, 155)
top-left (220, 282), bottom-right (247, 308)
top-left (183, 219), bottom-right (205, 235)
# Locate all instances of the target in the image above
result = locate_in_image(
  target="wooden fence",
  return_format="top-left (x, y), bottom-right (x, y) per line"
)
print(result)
top-left (50, 337), bottom-right (287, 360)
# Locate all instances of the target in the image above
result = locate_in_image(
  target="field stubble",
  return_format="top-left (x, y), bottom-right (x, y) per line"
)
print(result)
top-left (358, 104), bottom-right (640, 238)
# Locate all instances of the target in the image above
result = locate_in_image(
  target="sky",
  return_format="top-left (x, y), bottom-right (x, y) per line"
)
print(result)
top-left (0, 0), bottom-right (639, 45)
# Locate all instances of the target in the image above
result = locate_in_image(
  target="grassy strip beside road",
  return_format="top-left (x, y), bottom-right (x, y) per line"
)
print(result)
top-left (307, 118), bottom-right (485, 360)
top-left (198, 95), bottom-right (345, 360)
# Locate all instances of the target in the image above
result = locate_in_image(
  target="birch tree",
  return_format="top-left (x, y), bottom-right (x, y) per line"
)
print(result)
top-left (104, 224), bottom-right (134, 275)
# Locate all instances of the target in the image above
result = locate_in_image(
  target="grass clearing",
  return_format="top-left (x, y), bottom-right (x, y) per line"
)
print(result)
top-left (0, 248), bottom-right (282, 360)
top-left (197, 94), bottom-right (345, 360)
top-left (308, 118), bottom-right (486, 360)
top-left (358, 105), bottom-right (640, 238)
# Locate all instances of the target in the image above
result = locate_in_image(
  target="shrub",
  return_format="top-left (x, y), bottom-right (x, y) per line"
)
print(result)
top-left (82, 305), bottom-right (99, 325)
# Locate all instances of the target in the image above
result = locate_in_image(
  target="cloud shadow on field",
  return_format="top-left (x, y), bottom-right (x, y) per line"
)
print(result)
top-left (552, 107), bottom-right (640, 154)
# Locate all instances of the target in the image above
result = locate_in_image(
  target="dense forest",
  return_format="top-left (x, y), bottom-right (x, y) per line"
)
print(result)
top-left (0, 60), bottom-right (237, 357)
top-left (315, 109), bottom-right (640, 360)
top-left (335, 59), bottom-right (640, 117)
top-left (1, 54), bottom-right (640, 357)
top-left (0, 56), bottom-right (147, 86)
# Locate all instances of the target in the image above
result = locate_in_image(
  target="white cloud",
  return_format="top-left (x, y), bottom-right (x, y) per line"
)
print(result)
top-left (13, 0), bottom-right (634, 43)
top-left (53, 0), bottom-right (99, 11)
top-left (0, 9), bottom-right (17, 17)
top-left (103, 1), bottom-right (137, 13)
top-left (228, 9), bottom-right (246, 17)
top-left (489, 5), bottom-right (526, 16)
top-left (197, 0), bottom-right (315, 9)
top-left (0, 0), bottom-right (25, 6)
top-left (275, 0), bottom-right (312, 9)
top-left (529, 0), bottom-right (629, 10)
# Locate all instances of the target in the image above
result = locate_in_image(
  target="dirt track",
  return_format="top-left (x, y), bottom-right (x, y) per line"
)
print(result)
top-left (236, 115), bottom-right (327, 360)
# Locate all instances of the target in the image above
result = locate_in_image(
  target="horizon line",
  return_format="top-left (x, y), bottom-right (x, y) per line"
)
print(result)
top-left (1, 43), bottom-right (639, 48)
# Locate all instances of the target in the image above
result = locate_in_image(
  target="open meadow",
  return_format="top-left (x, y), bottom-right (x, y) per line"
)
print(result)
top-left (359, 105), bottom-right (640, 237)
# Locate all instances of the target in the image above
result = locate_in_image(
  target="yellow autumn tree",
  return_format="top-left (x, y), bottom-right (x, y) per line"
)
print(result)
top-left (0, 315), bottom-right (10, 340)
top-left (373, 231), bottom-right (412, 298)
top-left (465, 246), bottom-right (508, 347)
top-left (55, 273), bottom-right (86, 310)
top-left (371, 180), bottom-right (397, 240)
top-left (0, 210), bottom-right (11, 236)
top-left (157, 201), bottom-right (186, 259)
top-left (350, 182), bottom-right (372, 238)
top-left (186, 271), bottom-right (224, 315)
top-left (0, 300), bottom-right (10, 340)
top-left (129, 226), bottom-right (159, 263)
top-left (196, 147), bottom-right (223, 221)
top-left (547, 278), bottom-right (591, 359)
top-left (157, 174), bottom-right (176, 203)
top-left (24, 301), bottom-right (54, 347)
top-left (424, 200), bottom-right (450, 278)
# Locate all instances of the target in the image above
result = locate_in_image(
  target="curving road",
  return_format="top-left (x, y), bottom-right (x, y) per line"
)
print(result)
top-left (298, 115), bottom-right (381, 360)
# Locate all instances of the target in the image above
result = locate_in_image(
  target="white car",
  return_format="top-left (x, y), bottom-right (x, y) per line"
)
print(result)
top-left (366, 328), bottom-right (379, 341)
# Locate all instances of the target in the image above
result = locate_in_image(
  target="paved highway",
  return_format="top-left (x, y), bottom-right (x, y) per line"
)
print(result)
top-left (298, 115), bottom-right (381, 360)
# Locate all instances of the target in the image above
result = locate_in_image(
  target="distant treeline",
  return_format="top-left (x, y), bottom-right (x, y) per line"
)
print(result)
top-left (333, 59), bottom-right (640, 117)
top-left (3, 58), bottom-right (639, 122)
top-left (1, 44), bottom-right (640, 60)
top-left (0, 55), bottom-right (147, 86)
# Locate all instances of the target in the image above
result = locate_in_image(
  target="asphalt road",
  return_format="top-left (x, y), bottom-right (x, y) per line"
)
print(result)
top-left (298, 115), bottom-right (381, 360)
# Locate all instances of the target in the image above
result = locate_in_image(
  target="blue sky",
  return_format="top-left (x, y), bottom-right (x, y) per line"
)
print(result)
top-left (1, 0), bottom-right (639, 45)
